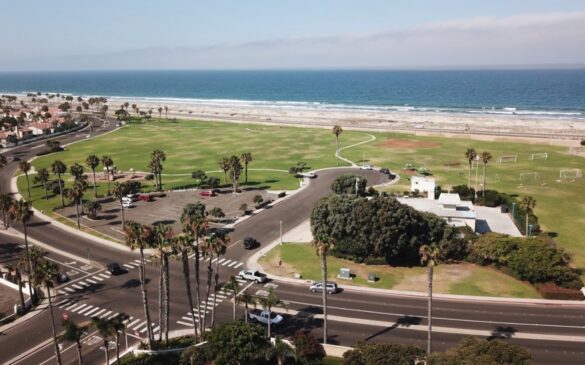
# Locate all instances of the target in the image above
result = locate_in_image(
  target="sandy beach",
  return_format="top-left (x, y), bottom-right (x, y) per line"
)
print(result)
top-left (107, 96), bottom-right (585, 146)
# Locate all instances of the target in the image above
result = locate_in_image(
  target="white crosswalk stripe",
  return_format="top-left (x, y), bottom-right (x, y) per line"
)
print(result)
top-left (227, 261), bottom-right (238, 268)
top-left (218, 258), bottom-right (227, 265)
top-left (77, 305), bottom-right (95, 315)
top-left (107, 312), bottom-right (120, 320)
top-left (127, 318), bottom-right (142, 328)
top-left (133, 259), bottom-right (141, 264)
top-left (233, 262), bottom-right (243, 269)
top-left (133, 321), bottom-right (148, 331)
top-left (98, 273), bottom-right (110, 279)
top-left (100, 310), bottom-right (113, 318)
top-left (65, 287), bottom-right (76, 292)
top-left (63, 301), bottom-right (79, 309)
top-left (86, 279), bottom-right (97, 284)
top-left (78, 281), bottom-right (88, 286)
top-left (123, 264), bottom-right (135, 269)
top-left (58, 290), bottom-right (68, 295)
top-left (85, 307), bottom-right (103, 317)
top-left (56, 299), bottom-right (70, 307)
top-left (177, 321), bottom-right (193, 327)
top-left (70, 304), bottom-right (88, 313)
top-left (71, 284), bottom-right (84, 290)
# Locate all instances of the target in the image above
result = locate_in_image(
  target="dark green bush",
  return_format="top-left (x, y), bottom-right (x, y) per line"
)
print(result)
top-left (428, 336), bottom-right (532, 365)
top-left (342, 342), bottom-right (425, 365)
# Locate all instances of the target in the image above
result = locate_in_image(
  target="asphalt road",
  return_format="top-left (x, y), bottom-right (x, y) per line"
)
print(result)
top-left (1, 119), bottom-right (584, 365)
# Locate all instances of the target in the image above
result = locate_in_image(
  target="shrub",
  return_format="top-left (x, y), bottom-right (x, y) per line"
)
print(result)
top-left (469, 233), bottom-right (583, 289)
top-left (83, 200), bottom-right (101, 219)
top-left (278, 192), bottom-right (286, 198)
top-left (292, 331), bottom-right (325, 364)
top-left (343, 342), bottom-right (425, 365)
top-left (203, 321), bottom-right (270, 365)
top-left (475, 190), bottom-right (507, 207)
top-left (331, 174), bottom-right (367, 196)
top-left (581, 140), bottom-right (585, 146)
top-left (239, 203), bottom-right (248, 214)
top-left (180, 345), bottom-right (207, 365)
top-left (450, 185), bottom-right (475, 202)
top-left (428, 336), bottom-right (532, 365)
top-left (253, 194), bottom-right (264, 205)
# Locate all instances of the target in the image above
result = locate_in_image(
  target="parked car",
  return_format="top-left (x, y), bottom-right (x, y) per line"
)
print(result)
top-left (122, 200), bottom-right (133, 208)
top-left (379, 167), bottom-right (390, 175)
top-left (301, 172), bottom-right (317, 178)
top-left (56, 272), bottom-right (69, 283)
top-left (243, 237), bottom-right (259, 250)
top-left (248, 309), bottom-right (284, 325)
top-left (138, 194), bottom-right (152, 202)
top-left (309, 281), bottom-right (339, 294)
top-left (125, 194), bottom-right (138, 201)
top-left (199, 190), bottom-right (215, 197)
top-left (238, 269), bottom-right (267, 283)
top-left (360, 164), bottom-right (373, 170)
top-left (107, 263), bottom-right (125, 275)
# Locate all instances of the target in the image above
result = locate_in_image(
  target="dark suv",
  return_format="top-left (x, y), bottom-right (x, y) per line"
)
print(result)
top-left (243, 237), bottom-right (259, 250)
top-left (107, 263), bottom-right (125, 275)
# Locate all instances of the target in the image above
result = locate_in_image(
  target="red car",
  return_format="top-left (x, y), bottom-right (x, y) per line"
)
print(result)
top-left (199, 190), bottom-right (215, 197)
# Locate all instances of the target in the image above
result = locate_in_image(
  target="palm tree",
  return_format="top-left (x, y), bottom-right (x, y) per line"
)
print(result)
top-left (69, 163), bottom-right (85, 182)
top-left (110, 315), bottom-right (125, 364)
top-left (31, 258), bottom-right (62, 365)
top-left (164, 106), bottom-right (168, 119)
top-left (228, 155), bottom-right (242, 193)
top-left (10, 199), bottom-right (34, 298)
top-left (68, 180), bottom-right (86, 229)
top-left (51, 160), bottom-right (67, 207)
top-left (0, 193), bottom-right (14, 228)
top-left (265, 336), bottom-right (296, 365)
top-left (210, 232), bottom-right (229, 327)
top-left (85, 155), bottom-right (100, 198)
top-left (239, 290), bottom-right (256, 324)
top-left (332, 125), bottom-right (343, 153)
top-left (200, 235), bottom-right (215, 332)
top-left (18, 161), bottom-right (32, 198)
top-left (153, 224), bottom-right (173, 343)
top-left (150, 149), bottom-right (166, 191)
top-left (7, 263), bottom-right (26, 313)
top-left (219, 157), bottom-right (230, 185)
top-left (172, 234), bottom-right (199, 339)
top-left (312, 238), bottom-right (334, 344)
top-left (519, 196), bottom-right (536, 236)
top-left (60, 319), bottom-right (87, 365)
top-left (157, 107), bottom-right (163, 119)
top-left (34, 168), bottom-right (50, 200)
top-left (419, 244), bottom-right (440, 356)
top-left (223, 275), bottom-right (240, 320)
top-left (112, 182), bottom-right (129, 228)
top-left (465, 148), bottom-right (477, 189)
top-left (92, 316), bottom-right (114, 365)
top-left (480, 152), bottom-right (492, 196)
top-left (258, 287), bottom-right (285, 338)
top-left (101, 155), bottom-right (114, 195)
top-left (124, 221), bottom-right (155, 348)
top-left (240, 152), bottom-right (253, 184)
top-left (181, 204), bottom-right (208, 337)
top-left (0, 154), bottom-right (7, 194)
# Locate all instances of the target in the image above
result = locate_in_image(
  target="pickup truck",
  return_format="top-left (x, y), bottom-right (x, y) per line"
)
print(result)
top-left (248, 309), bottom-right (284, 325)
top-left (238, 269), bottom-right (268, 283)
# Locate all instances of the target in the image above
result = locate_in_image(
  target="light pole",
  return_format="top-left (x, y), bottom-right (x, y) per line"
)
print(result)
top-left (528, 224), bottom-right (533, 237)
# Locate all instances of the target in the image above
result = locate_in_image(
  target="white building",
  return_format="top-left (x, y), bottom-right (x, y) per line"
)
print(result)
top-left (410, 176), bottom-right (436, 199)
top-left (398, 193), bottom-right (476, 231)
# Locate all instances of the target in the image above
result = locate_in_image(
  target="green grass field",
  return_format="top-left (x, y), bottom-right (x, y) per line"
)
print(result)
top-left (21, 119), bottom-right (585, 271)
top-left (260, 243), bottom-right (539, 298)
top-left (342, 133), bottom-right (585, 269)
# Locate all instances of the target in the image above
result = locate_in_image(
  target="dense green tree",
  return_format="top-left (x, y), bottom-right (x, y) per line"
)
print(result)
top-left (519, 196), bottom-right (536, 236)
top-left (51, 160), bottom-right (67, 207)
top-left (69, 163), bottom-right (85, 181)
top-left (465, 148), bottom-right (477, 189)
top-left (332, 125), bottom-right (343, 152)
top-left (60, 319), bottom-right (87, 365)
top-left (67, 180), bottom-right (86, 229)
top-left (292, 331), bottom-right (326, 364)
top-left (204, 321), bottom-right (270, 365)
top-left (228, 155), bottom-right (243, 193)
top-left (428, 336), bottom-right (532, 365)
top-left (219, 157), bottom-right (230, 185)
top-left (150, 149), bottom-right (166, 191)
top-left (83, 200), bottom-right (101, 219)
top-left (343, 342), bottom-right (425, 365)
top-left (331, 174), bottom-right (367, 196)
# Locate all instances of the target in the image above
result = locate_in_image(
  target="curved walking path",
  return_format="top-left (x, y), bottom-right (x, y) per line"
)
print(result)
top-left (335, 133), bottom-right (376, 166)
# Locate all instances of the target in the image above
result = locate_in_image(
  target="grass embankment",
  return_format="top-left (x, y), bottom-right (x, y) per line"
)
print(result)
top-left (343, 133), bottom-right (585, 269)
top-left (260, 243), bottom-right (540, 298)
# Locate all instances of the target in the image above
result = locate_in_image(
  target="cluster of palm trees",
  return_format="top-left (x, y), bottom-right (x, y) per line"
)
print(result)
top-left (149, 149), bottom-right (166, 191)
top-left (465, 148), bottom-right (492, 196)
top-left (218, 152), bottom-right (252, 193)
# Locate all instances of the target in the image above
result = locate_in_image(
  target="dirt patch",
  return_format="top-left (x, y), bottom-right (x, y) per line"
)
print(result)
top-left (377, 139), bottom-right (441, 149)
top-left (393, 263), bottom-right (474, 292)
top-left (260, 247), bottom-right (299, 278)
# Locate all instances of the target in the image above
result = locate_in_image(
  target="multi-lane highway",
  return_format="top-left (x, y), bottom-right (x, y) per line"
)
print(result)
top-left (1, 119), bottom-right (584, 365)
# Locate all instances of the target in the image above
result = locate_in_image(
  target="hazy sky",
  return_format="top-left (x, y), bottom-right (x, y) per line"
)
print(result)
top-left (2, 0), bottom-right (585, 71)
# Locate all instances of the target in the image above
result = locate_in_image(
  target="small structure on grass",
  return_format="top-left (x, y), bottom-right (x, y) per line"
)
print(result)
top-left (410, 176), bottom-right (435, 200)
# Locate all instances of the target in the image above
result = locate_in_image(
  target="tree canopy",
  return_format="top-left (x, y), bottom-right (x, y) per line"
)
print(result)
top-left (331, 174), bottom-right (368, 196)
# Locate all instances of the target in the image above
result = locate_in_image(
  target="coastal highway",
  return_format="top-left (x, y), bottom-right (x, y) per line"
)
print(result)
top-left (1, 120), bottom-right (585, 365)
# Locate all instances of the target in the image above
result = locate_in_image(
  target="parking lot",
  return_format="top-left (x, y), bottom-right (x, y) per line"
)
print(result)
top-left (58, 189), bottom-right (273, 240)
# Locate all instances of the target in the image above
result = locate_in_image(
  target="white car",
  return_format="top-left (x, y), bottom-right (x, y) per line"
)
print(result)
top-left (248, 309), bottom-right (284, 325)
top-left (360, 165), bottom-right (373, 170)
top-left (238, 269), bottom-right (267, 283)
top-left (301, 172), bottom-right (317, 178)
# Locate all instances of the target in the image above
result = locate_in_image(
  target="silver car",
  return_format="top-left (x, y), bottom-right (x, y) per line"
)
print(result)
top-left (309, 281), bottom-right (339, 294)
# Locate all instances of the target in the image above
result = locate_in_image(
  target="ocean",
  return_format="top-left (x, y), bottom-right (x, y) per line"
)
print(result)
top-left (0, 70), bottom-right (584, 118)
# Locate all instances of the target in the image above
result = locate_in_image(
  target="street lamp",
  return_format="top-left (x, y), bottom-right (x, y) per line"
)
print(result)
top-left (528, 224), bottom-right (533, 237)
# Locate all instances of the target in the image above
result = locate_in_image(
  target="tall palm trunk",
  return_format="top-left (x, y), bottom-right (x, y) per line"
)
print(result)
top-left (76, 342), bottom-right (83, 365)
top-left (181, 250), bottom-right (198, 339)
top-left (58, 173), bottom-right (64, 207)
top-left (115, 333), bottom-right (121, 364)
top-left (106, 168), bottom-right (111, 195)
top-left (525, 213), bottom-right (530, 236)
top-left (77, 341), bottom-right (83, 365)
top-left (211, 256), bottom-right (221, 327)
top-left (202, 259), bottom-right (213, 332)
top-left (244, 163), bottom-right (248, 184)
top-left (321, 254), bottom-right (328, 344)
top-left (43, 181), bottom-right (48, 200)
top-left (194, 239), bottom-right (203, 336)
top-left (482, 163), bottom-right (487, 196)
top-left (164, 254), bottom-right (170, 343)
top-left (267, 308), bottom-right (272, 338)
top-left (426, 265), bottom-right (433, 355)
top-left (23, 223), bottom-right (34, 299)
top-left (75, 200), bottom-right (80, 229)
top-left (244, 301), bottom-right (249, 324)
top-left (468, 162), bottom-right (472, 188)
top-left (158, 254), bottom-right (164, 342)
top-left (103, 339), bottom-right (110, 364)
top-left (25, 173), bottom-right (30, 197)
top-left (16, 270), bottom-right (25, 313)
top-left (92, 170), bottom-right (97, 198)
top-left (139, 246), bottom-right (154, 348)
top-left (119, 200), bottom-right (125, 228)
top-left (47, 284), bottom-right (63, 365)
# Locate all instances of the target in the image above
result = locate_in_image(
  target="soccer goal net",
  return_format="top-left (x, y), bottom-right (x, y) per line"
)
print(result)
top-left (519, 172), bottom-right (540, 183)
top-left (528, 152), bottom-right (548, 161)
top-left (568, 146), bottom-right (585, 154)
top-left (499, 155), bottom-right (517, 163)
top-left (560, 169), bottom-right (583, 179)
